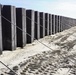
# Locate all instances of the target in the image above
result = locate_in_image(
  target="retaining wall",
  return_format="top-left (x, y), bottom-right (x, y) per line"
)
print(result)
top-left (0, 4), bottom-right (76, 55)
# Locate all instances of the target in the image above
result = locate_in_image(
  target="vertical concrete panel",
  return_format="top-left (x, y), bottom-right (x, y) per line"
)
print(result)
top-left (49, 14), bottom-right (52, 35)
top-left (2, 5), bottom-right (16, 50)
top-left (0, 5), bottom-right (3, 54)
top-left (62, 16), bottom-right (64, 30)
top-left (71, 18), bottom-right (74, 27)
top-left (68, 17), bottom-right (71, 28)
top-left (65, 17), bottom-right (68, 29)
top-left (73, 19), bottom-right (76, 26)
top-left (64, 17), bottom-right (68, 30)
top-left (71, 18), bottom-right (76, 27)
top-left (34, 11), bottom-right (40, 39)
top-left (26, 10), bottom-right (34, 43)
top-left (60, 16), bottom-right (63, 31)
top-left (43, 13), bottom-right (45, 37)
top-left (73, 19), bottom-right (75, 26)
top-left (69, 18), bottom-right (72, 28)
top-left (55, 15), bottom-right (58, 33)
top-left (12, 6), bottom-right (16, 50)
top-left (68, 18), bottom-right (70, 28)
top-left (45, 13), bottom-right (49, 36)
top-left (40, 12), bottom-right (45, 38)
top-left (62, 16), bottom-right (65, 30)
top-left (45, 13), bottom-right (47, 36)
top-left (16, 8), bottom-right (26, 48)
top-left (74, 19), bottom-right (76, 26)
top-left (58, 16), bottom-right (61, 32)
top-left (22, 9), bottom-right (26, 46)
top-left (66, 17), bottom-right (70, 29)
top-left (52, 14), bottom-right (55, 34)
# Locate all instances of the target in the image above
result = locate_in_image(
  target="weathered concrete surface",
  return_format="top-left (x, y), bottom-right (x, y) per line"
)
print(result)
top-left (16, 8), bottom-right (26, 48)
top-left (52, 14), bottom-right (55, 34)
top-left (49, 14), bottom-right (52, 35)
top-left (45, 13), bottom-right (49, 36)
top-left (58, 16), bottom-right (61, 32)
top-left (34, 11), bottom-right (40, 39)
top-left (55, 15), bottom-right (58, 33)
top-left (0, 5), bottom-right (3, 54)
top-left (60, 16), bottom-right (63, 31)
top-left (40, 12), bottom-right (45, 38)
top-left (26, 10), bottom-right (34, 43)
top-left (2, 5), bottom-right (16, 50)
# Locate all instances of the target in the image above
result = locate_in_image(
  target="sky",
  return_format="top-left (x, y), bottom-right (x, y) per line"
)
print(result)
top-left (0, 0), bottom-right (76, 18)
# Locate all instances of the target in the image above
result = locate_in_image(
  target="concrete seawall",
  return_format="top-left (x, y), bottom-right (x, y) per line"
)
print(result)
top-left (0, 4), bottom-right (76, 55)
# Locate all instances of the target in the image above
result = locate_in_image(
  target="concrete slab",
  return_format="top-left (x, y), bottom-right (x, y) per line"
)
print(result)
top-left (55, 15), bottom-right (58, 33)
top-left (45, 13), bottom-right (49, 36)
top-left (2, 5), bottom-right (16, 50)
top-left (52, 14), bottom-right (55, 34)
top-left (26, 10), bottom-right (34, 43)
top-left (0, 4), bottom-right (3, 54)
top-left (40, 12), bottom-right (45, 38)
top-left (49, 14), bottom-right (52, 35)
top-left (16, 8), bottom-right (26, 48)
top-left (34, 11), bottom-right (40, 39)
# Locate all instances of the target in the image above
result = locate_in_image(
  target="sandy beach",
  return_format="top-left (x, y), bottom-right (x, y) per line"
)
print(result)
top-left (0, 26), bottom-right (76, 75)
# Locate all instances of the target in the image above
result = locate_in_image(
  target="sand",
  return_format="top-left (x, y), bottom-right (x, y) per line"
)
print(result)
top-left (0, 26), bottom-right (76, 75)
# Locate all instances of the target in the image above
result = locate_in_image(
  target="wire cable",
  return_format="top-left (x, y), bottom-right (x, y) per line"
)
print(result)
top-left (0, 61), bottom-right (18, 75)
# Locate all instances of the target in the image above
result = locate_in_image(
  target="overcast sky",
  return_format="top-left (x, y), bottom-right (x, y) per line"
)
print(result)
top-left (0, 0), bottom-right (76, 18)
